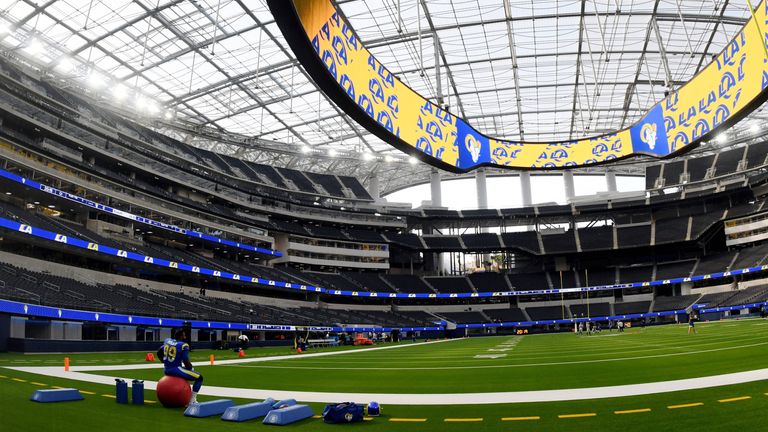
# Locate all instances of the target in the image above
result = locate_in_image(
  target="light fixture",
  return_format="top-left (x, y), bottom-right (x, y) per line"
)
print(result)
top-left (362, 152), bottom-right (374, 161)
top-left (164, 110), bottom-right (174, 120)
top-left (4, 192), bottom-right (10, 195)
top-left (56, 57), bottom-right (75, 73)
top-left (301, 145), bottom-right (311, 154)
top-left (0, 24), bottom-right (10, 35)
top-left (408, 156), bottom-right (418, 165)
top-left (328, 148), bottom-right (338, 157)
top-left (87, 72), bottom-right (104, 89)
top-left (25, 39), bottom-right (43, 56)
top-left (750, 124), bottom-right (761, 134)
top-left (113, 84), bottom-right (128, 101)
top-left (716, 134), bottom-right (727, 144)
top-left (384, 155), bottom-right (394, 163)
top-left (146, 101), bottom-right (159, 115)
top-left (47, 205), bottom-right (55, 209)
top-left (135, 95), bottom-right (148, 110)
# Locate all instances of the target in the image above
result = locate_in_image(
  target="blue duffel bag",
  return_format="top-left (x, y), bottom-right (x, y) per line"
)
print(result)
top-left (321, 402), bottom-right (365, 423)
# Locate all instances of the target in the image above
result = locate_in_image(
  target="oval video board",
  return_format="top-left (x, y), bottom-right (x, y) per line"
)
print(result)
top-left (269, 0), bottom-right (768, 172)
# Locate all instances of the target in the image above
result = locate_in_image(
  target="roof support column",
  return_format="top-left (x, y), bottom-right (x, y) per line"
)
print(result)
top-left (606, 169), bottom-right (618, 193)
top-left (368, 174), bottom-right (380, 200)
top-left (520, 171), bottom-right (532, 207)
top-left (564, 171), bottom-right (576, 202)
top-left (430, 168), bottom-right (442, 207)
top-left (475, 168), bottom-right (488, 210)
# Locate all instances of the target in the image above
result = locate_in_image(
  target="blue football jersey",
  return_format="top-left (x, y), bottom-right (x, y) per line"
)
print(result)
top-left (160, 338), bottom-right (189, 369)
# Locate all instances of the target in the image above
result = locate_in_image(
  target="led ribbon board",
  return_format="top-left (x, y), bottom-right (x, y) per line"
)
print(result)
top-left (270, 0), bottom-right (768, 172)
top-left (0, 168), bottom-right (281, 257)
top-left (1, 215), bottom-right (767, 299)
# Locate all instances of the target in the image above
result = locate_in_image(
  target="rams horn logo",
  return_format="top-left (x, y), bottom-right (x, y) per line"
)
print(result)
top-left (640, 123), bottom-right (658, 150)
top-left (465, 134), bottom-right (482, 163)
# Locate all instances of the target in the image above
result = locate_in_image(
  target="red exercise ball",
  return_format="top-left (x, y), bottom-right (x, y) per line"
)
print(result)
top-left (156, 375), bottom-right (192, 408)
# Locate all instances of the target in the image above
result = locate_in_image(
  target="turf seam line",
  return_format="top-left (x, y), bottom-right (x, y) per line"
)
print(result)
top-left (79, 390), bottom-right (95, 395)
top-left (389, 418), bottom-right (427, 422)
top-left (615, 408), bottom-right (652, 414)
top-left (718, 396), bottom-right (751, 403)
top-left (558, 413), bottom-right (597, 418)
top-left (101, 394), bottom-right (116, 399)
top-left (29, 382), bottom-right (46, 386)
top-left (668, 402), bottom-right (704, 409)
top-left (11, 378), bottom-right (26, 382)
top-left (501, 416), bottom-right (540, 421)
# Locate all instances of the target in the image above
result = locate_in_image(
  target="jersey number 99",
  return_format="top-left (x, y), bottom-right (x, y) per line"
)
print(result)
top-left (163, 344), bottom-right (177, 362)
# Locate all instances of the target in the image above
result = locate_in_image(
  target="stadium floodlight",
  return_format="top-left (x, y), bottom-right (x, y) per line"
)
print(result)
top-left (25, 38), bottom-right (43, 56)
top-left (55, 57), bottom-right (75, 74)
top-left (87, 72), bottom-right (105, 89)
top-left (164, 110), bottom-right (175, 120)
top-left (408, 156), bottom-right (418, 165)
top-left (112, 84), bottom-right (128, 101)
top-left (384, 155), bottom-right (394, 163)
top-left (301, 145), bottom-right (311, 154)
top-left (716, 134), bottom-right (727, 144)
top-left (751, 124), bottom-right (761, 134)
top-left (146, 101), bottom-right (159, 115)
top-left (362, 152), bottom-right (374, 161)
top-left (0, 24), bottom-right (10, 35)
top-left (328, 148), bottom-right (338, 157)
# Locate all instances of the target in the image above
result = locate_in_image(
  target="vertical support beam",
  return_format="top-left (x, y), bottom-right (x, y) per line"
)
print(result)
top-left (606, 170), bottom-right (618, 192)
top-left (563, 171), bottom-right (576, 201)
top-left (520, 171), bottom-right (532, 207)
top-left (430, 168), bottom-right (442, 207)
top-left (434, 35), bottom-right (443, 107)
top-left (368, 174), bottom-right (380, 200)
top-left (475, 168), bottom-right (488, 209)
top-left (651, 18), bottom-right (674, 90)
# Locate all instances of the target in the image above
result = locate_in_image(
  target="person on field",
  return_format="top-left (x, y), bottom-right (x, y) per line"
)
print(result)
top-left (688, 312), bottom-right (697, 334)
top-left (157, 329), bottom-right (203, 405)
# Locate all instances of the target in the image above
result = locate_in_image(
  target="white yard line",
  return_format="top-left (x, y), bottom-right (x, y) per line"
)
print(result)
top-left (7, 338), bottom-right (460, 373)
top-left (223, 340), bottom-right (768, 370)
top-left (7, 365), bottom-right (768, 405)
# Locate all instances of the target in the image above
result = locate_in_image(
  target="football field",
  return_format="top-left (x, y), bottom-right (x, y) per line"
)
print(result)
top-left (2, 319), bottom-right (768, 431)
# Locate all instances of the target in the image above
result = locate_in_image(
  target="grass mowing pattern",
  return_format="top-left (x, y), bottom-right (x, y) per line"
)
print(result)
top-left (85, 320), bottom-right (768, 393)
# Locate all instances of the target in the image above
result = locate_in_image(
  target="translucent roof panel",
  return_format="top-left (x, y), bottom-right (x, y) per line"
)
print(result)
top-left (0, 0), bottom-right (765, 166)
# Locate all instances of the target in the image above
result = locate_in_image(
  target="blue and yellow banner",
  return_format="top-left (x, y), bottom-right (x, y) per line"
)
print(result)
top-left (278, 0), bottom-right (768, 171)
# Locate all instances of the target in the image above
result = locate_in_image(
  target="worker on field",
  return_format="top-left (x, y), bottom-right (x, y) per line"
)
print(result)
top-left (688, 312), bottom-right (697, 334)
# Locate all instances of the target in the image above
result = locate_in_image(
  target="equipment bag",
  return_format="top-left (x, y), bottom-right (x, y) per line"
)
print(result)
top-left (322, 402), bottom-right (364, 423)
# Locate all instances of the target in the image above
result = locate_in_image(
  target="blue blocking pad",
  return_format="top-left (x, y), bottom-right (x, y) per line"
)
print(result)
top-left (272, 399), bottom-right (297, 409)
top-left (184, 399), bottom-right (235, 418)
top-left (221, 398), bottom-right (276, 422)
top-left (262, 404), bottom-right (314, 426)
top-left (30, 389), bottom-right (84, 403)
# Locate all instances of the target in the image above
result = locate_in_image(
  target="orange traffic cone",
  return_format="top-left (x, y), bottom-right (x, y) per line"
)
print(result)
top-left (296, 348), bottom-right (302, 354)
top-left (238, 350), bottom-right (245, 358)
top-left (145, 352), bottom-right (155, 362)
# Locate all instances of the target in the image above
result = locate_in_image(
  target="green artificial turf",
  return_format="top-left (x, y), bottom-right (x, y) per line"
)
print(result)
top-left (86, 320), bottom-right (768, 393)
top-left (2, 319), bottom-right (768, 431)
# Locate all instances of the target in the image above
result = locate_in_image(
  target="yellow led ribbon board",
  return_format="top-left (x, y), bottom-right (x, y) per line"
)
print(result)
top-left (272, 0), bottom-right (768, 172)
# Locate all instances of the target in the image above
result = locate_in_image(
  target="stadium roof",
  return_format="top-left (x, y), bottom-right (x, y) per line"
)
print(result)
top-left (1, 0), bottom-right (767, 193)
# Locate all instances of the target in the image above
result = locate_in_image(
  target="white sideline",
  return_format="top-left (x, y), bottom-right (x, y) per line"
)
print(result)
top-left (7, 366), bottom-right (768, 405)
top-left (25, 338), bottom-right (459, 372)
